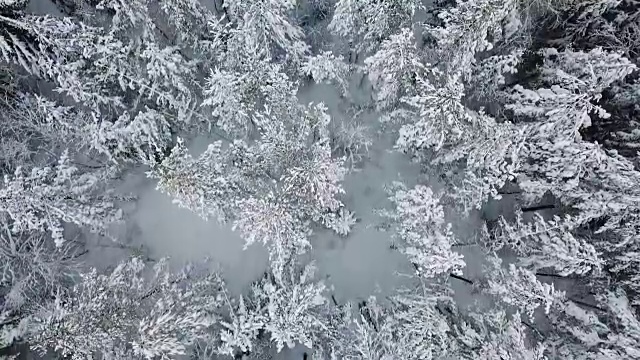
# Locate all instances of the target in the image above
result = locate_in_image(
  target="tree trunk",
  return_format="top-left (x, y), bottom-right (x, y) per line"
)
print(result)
top-left (331, 294), bottom-right (339, 306)
top-left (449, 273), bottom-right (474, 285)
top-left (521, 204), bottom-right (555, 212)
top-left (535, 272), bottom-right (565, 278)
top-left (569, 297), bottom-right (606, 312)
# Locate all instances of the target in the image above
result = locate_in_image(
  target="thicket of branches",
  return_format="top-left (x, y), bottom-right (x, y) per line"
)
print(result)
top-left (1, 0), bottom-right (640, 359)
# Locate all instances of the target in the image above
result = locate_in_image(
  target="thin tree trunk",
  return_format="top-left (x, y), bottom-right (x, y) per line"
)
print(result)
top-left (62, 249), bottom-right (89, 261)
top-left (411, 263), bottom-right (475, 285)
top-left (498, 190), bottom-right (522, 195)
top-left (452, 242), bottom-right (478, 247)
top-left (521, 204), bottom-right (555, 212)
top-left (522, 320), bottom-right (546, 339)
top-left (331, 294), bottom-right (339, 306)
top-left (449, 273), bottom-right (474, 285)
top-left (535, 272), bottom-right (565, 278)
top-left (569, 297), bottom-right (606, 312)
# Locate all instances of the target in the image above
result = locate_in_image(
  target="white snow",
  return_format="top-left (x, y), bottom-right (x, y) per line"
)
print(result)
top-left (310, 137), bottom-right (422, 302)
top-left (27, 0), bottom-right (63, 16)
top-left (131, 178), bottom-right (271, 295)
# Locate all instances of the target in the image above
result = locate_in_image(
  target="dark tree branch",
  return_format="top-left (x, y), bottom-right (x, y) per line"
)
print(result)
top-left (449, 273), bottom-right (474, 285)
top-left (61, 249), bottom-right (89, 261)
top-left (569, 297), bottom-right (606, 312)
top-left (498, 190), bottom-right (522, 195)
top-left (452, 242), bottom-right (478, 247)
top-left (522, 320), bottom-right (546, 339)
top-left (535, 272), bottom-right (565, 278)
top-left (521, 204), bottom-right (555, 212)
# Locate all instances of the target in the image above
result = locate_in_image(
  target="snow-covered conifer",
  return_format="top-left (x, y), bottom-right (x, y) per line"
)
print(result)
top-left (147, 137), bottom-right (240, 223)
top-left (388, 292), bottom-right (454, 359)
top-left (549, 289), bottom-right (640, 359)
top-left (396, 70), bottom-right (472, 155)
top-left (0, 10), bottom-right (82, 76)
top-left (492, 213), bottom-right (604, 276)
top-left (156, 0), bottom-right (227, 61)
top-left (444, 119), bottom-right (528, 213)
top-left (217, 296), bottom-right (264, 357)
top-left (201, 60), bottom-right (297, 137)
top-left (427, 0), bottom-right (518, 76)
top-left (346, 296), bottom-right (396, 359)
top-left (486, 260), bottom-right (566, 321)
top-left (302, 51), bottom-right (351, 96)
top-left (506, 47), bottom-right (636, 139)
top-left (467, 48), bottom-right (524, 104)
top-left (329, 0), bottom-right (422, 55)
top-left (31, 257), bottom-right (224, 359)
top-left (151, 102), bottom-right (349, 258)
top-left (0, 228), bottom-right (76, 308)
top-left (382, 182), bottom-right (465, 279)
top-left (250, 262), bottom-right (327, 352)
top-left (222, 0), bottom-right (309, 64)
top-left (330, 118), bottom-right (372, 167)
top-left (454, 309), bottom-right (547, 360)
top-left (0, 151), bottom-right (122, 247)
top-left (364, 28), bottom-right (425, 111)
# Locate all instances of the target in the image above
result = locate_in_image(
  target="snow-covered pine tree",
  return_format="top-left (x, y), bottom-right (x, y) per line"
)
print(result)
top-left (302, 50), bottom-right (351, 97)
top-left (0, 1), bottom-right (82, 76)
top-left (0, 151), bottom-right (122, 247)
top-left (249, 261), bottom-right (327, 352)
top-left (364, 28), bottom-right (426, 111)
top-left (494, 43), bottom-right (640, 302)
top-left (505, 47), bottom-right (637, 140)
top-left (548, 289), bottom-right (640, 359)
top-left (381, 182), bottom-right (465, 279)
top-left (201, 59), bottom-right (298, 138)
top-left (541, 0), bottom-right (639, 58)
top-left (221, 0), bottom-right (309, 67)
top-left (451, 308), bottom-right (547, 360)
top-left (328, 0), bottom-right (423, 57)
top-left (0, 5), bottom-right (116, 169)
top-left (0, 86), bottom-right (96, 172)
top-left (466, 47), bottom-right (525, 106)
top-left (395, 69), bottom-right (472, 156)
top-left (321, 288), bottom-right (453, 360)
top-left (216, 295), bottom-right (264, 358)
top-left (490, 213), bottom-right (604, 277)
top-left (0, 227), bottom-right (79, 354)
top-left (387, 290), bottom-right (454, 359)
top-left (443, 119), bottom-right (528, 213)
top-left (0, 227), bottom-right (77, 310)
top-left (149, 101), bottom-right (350, 260)
top-left (426, 0), bottom-right (518, 78)
top-left (342, 296), bottom-right (396, 359)
top-left (210, 260), bottom-right (328, 357)
top-left (5, 0), bottom-right (203, 164)
top-left (155, 0), bottom-right (228, 64)
top-left (31, 257), bottom-right (224, 359)
top-left (485, 257), bottom-right (566, 321)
